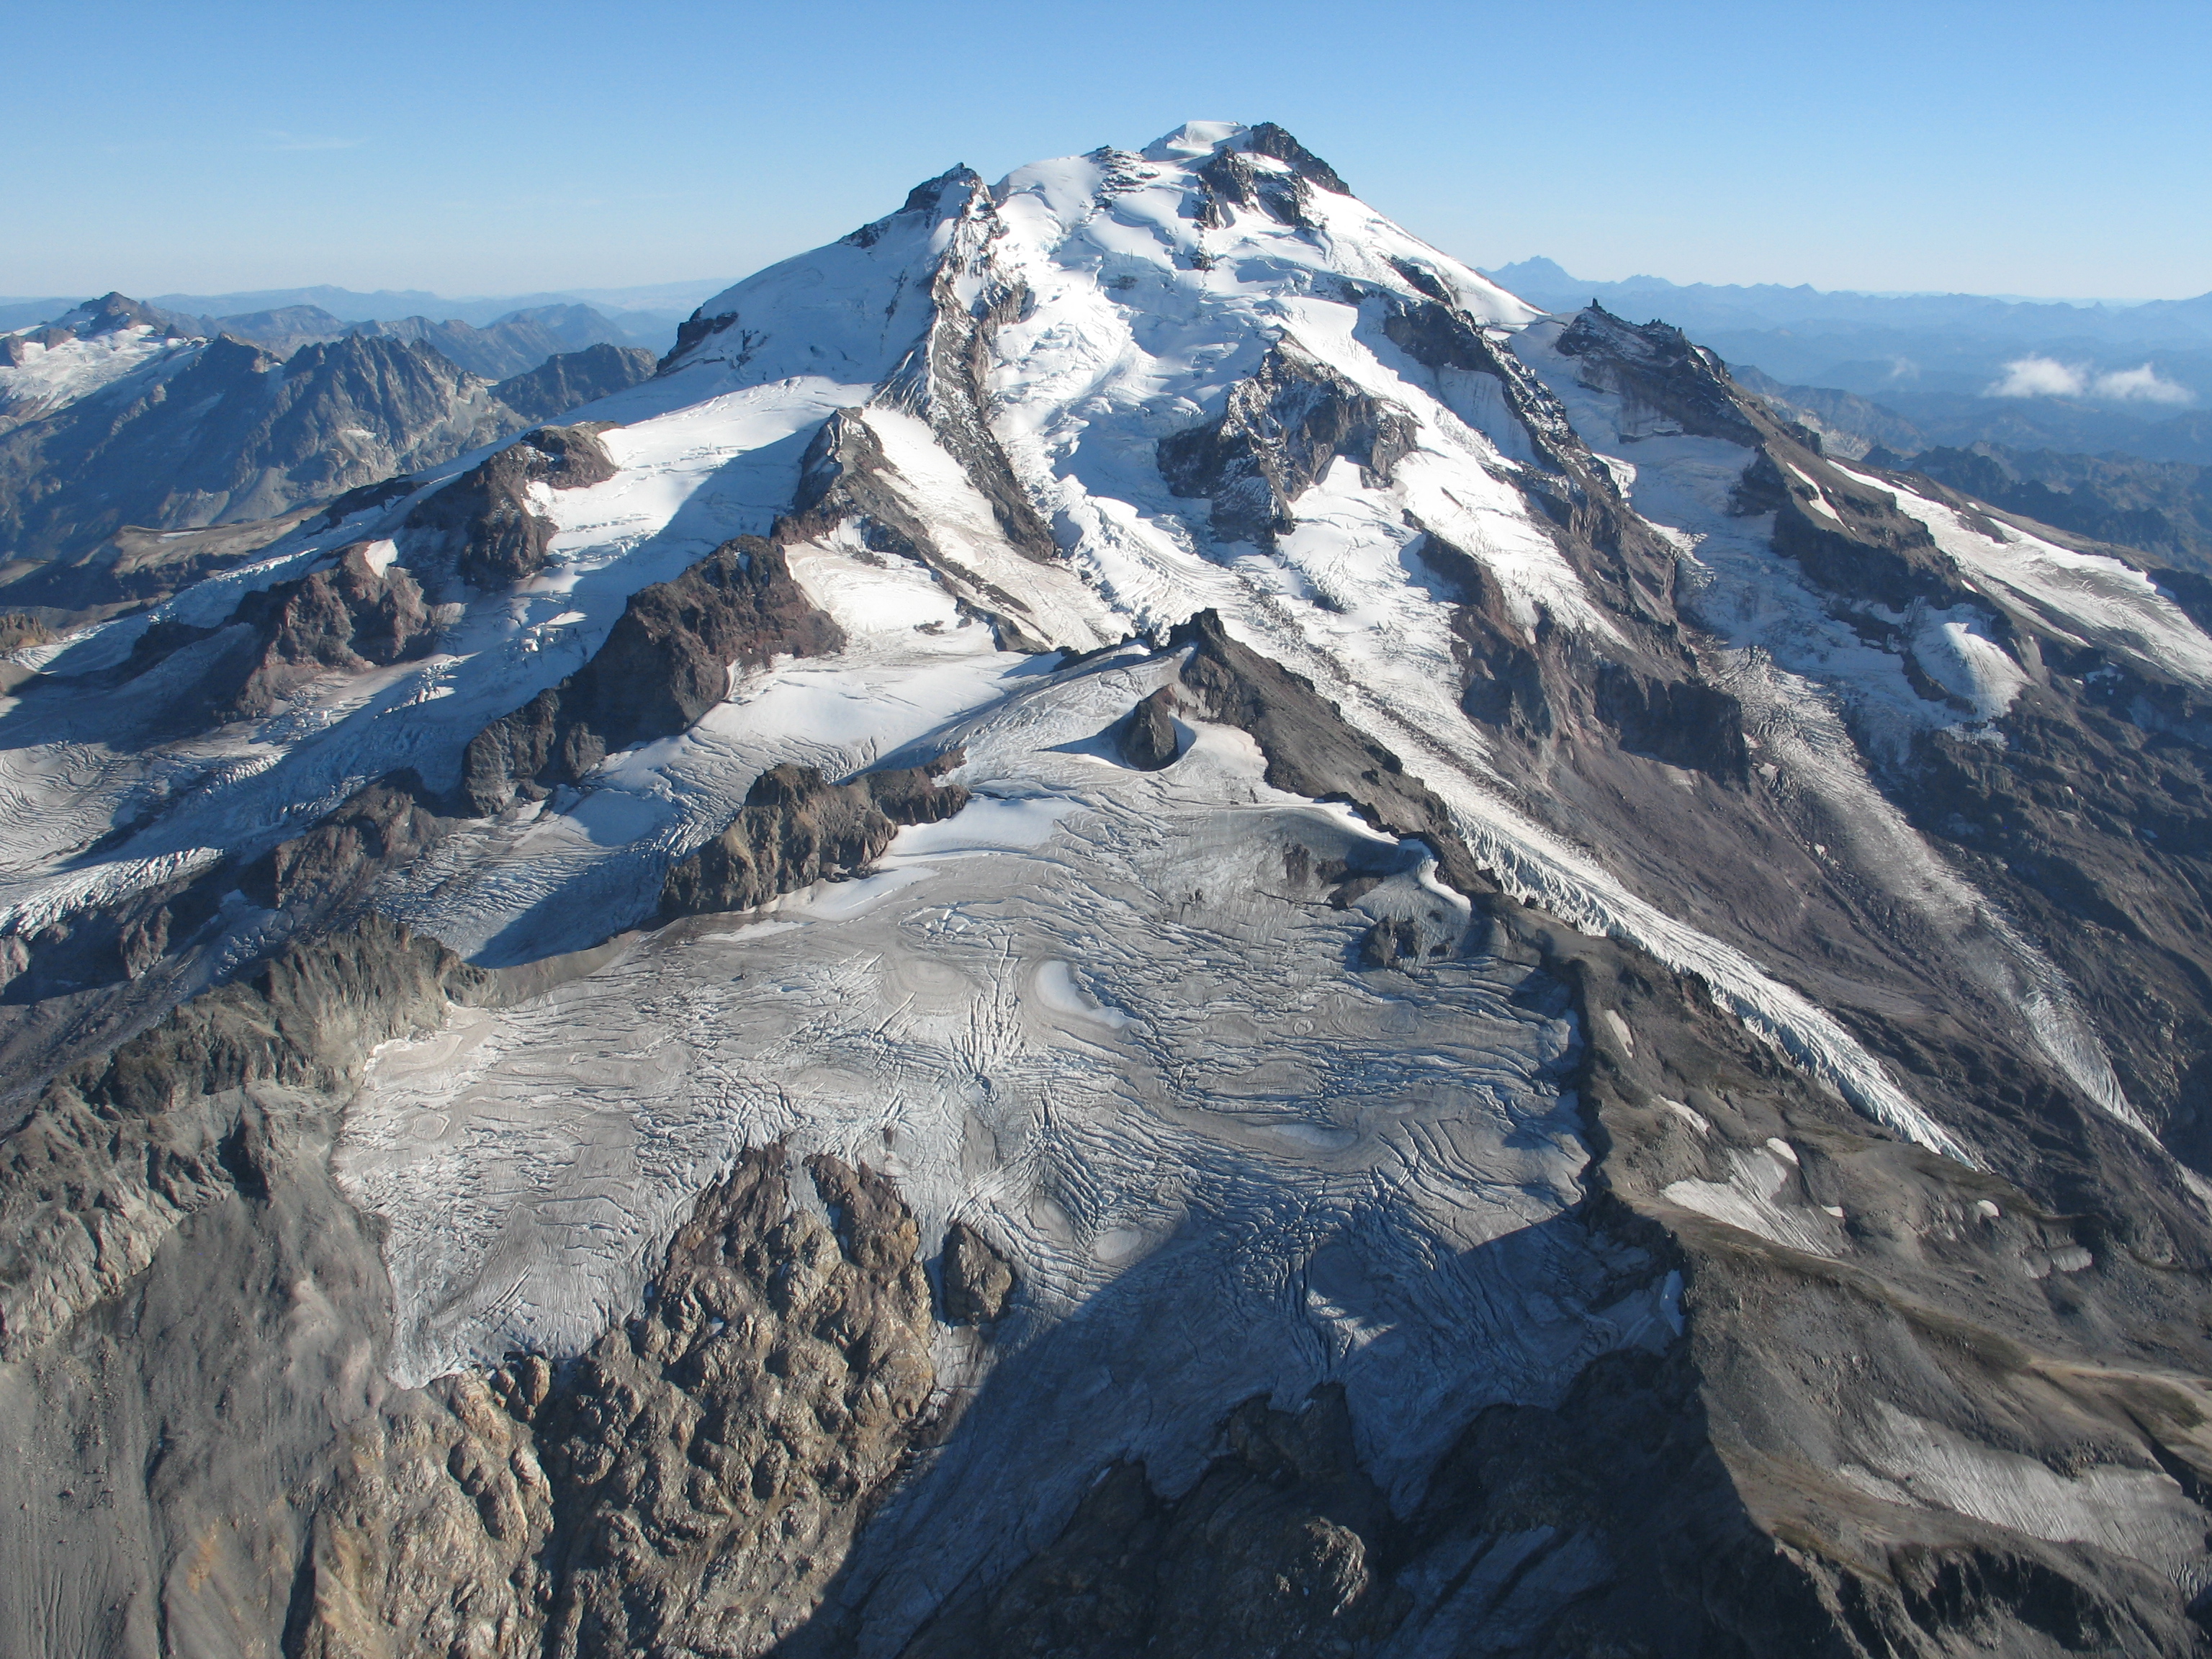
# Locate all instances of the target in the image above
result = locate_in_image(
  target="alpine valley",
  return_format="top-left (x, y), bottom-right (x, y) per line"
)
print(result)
top-left (8, 122), bottom-right (2212, 1658)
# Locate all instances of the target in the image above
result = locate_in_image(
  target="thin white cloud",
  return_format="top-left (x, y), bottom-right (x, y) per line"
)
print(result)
top-left (1987, 356), bottom-right (2086, 397)
top-left (1985, 355), bottom-right (2193, 404)
top-left (258, 130), bottom-right (365, 152)
top-left (2091, 363), bottom-right (2193, 405)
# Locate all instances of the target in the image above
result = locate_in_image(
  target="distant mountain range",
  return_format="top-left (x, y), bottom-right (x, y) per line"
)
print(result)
top-left (0, 280), bottom-right (733, 351)
top-left (1482, 256), bottom-right (2212, 346)
top-left (1484, 257), bottom-right (2212, 463)
top-left (0, 294), bottom-right (657, 606)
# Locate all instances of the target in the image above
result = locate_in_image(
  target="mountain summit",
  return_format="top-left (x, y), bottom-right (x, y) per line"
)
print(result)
top-left (9, 125), bottom-right (2212, 1657)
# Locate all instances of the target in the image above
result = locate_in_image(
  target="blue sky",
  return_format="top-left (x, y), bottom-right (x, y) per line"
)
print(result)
top-left (6, 0), bottom-right (2206, 302)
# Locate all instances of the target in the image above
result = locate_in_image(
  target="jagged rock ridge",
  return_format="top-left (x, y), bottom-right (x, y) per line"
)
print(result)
top-left (4, 122), bottom-right (2212, 1659)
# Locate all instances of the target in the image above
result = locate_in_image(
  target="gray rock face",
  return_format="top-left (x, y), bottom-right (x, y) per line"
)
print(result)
top-left (0, 915), bottom-right (482, 1358)
top-left (1159, 343), bottom-right (1419, 547)
top-left (492, 340), bottom-right (656, 422)
top-left (400, 420), bottom-right (618, 594)
top-left (938, 1218), bottom-right (1015, 1324)
top-left (463, 533), bottom-right (845, 813)
top-left (658, 757), bottom-right (968, 921)
top-left (0, 331), bottom-right (524, 565)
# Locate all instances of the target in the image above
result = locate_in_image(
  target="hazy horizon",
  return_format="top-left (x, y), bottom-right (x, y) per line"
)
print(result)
top-left (4, 258), bottom-right (2201, 318)
top-left (8, 0), bottom-right (2206, 302)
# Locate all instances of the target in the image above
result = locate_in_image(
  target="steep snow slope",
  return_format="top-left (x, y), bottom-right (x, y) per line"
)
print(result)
top-left (11, 123), bottom-right (2212, 1658)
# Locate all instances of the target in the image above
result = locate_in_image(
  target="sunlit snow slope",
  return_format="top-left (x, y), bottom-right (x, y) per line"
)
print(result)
top-left (12, 120), bottom-right (2212, 1655)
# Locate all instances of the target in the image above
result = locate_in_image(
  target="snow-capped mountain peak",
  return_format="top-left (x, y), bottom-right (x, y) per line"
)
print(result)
top-left (14, 122), bottom-right (2212, 1658)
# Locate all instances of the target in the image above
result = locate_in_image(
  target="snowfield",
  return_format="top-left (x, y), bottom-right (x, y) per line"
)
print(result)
top-left (9, 128), bottom-right (2211, 1580)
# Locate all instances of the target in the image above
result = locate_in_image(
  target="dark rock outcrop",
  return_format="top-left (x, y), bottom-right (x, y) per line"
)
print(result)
top-left (1190, 125), bottom-right (1349, 234)
top-left (1238, 122), bottom-right (1352, 196)
top-left (1117, 684), bottom-right (1182, 770)
top-left (240, 771), bottom-right (454, 920)
top-left (1555, 302), bottom-right (1770, 449)
top-left (463, 534), bottom-right (844, 814)
top-left (1170, 608), bottom-right (1489, 896)
top-left (1592, 660), bottom-right (1751, 779)
top-left (1159, 344), bottom-right (1417, 548)
top-left (659, 757), bottom-right (968, 921)
top-left (939, 1219), bottom-right (1015, 1325)
top-left (285, 1146), bottom-right (937, 1659)
top-left (0, 860), bottom-right (231, 1006)
top-left (217, 541), bottom-right (434, 716)
top-left (99, 541), bottom-right (436, 726)
top-left (400, 421), bottom-right (619, 593)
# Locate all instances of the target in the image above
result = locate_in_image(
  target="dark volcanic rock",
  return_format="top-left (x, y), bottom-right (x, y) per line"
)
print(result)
top-left (1159, 343), bottom-right (1417, 549)
top-left (1555, 302), bottom-right (1770, 449)
top-left (659, 757), bottom-right (968, 921)
top-left (1171, 608), bottom-right (1490, 896)
top-left (1118, 684), bottom-right (1182, 770)
top-left (1593, 660), bottom-right (1751, 779)
top-left (101, 540), bottom-right (436, 727)
top-left (464, 534), bottom-right (845, 813)
top-left (219, 541), bottom-right (435, 716)
top-left (400, 421), bottom-right (619, 593)
top-left (939, 1219), bottom-right (1015, 1325)
top-left (901, 1388), bottom-right (1406, 1659)
top-left (240, 771), bottom-right (454, 920)
top-left (1239, 122), bottom-right (1352, 195)
top-left (0, 860), bottom-right (231, 1007)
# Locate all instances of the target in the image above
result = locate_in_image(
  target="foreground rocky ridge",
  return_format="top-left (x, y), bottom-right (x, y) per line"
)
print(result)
top-left (3, 122), bottom-right (2212, 1658)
